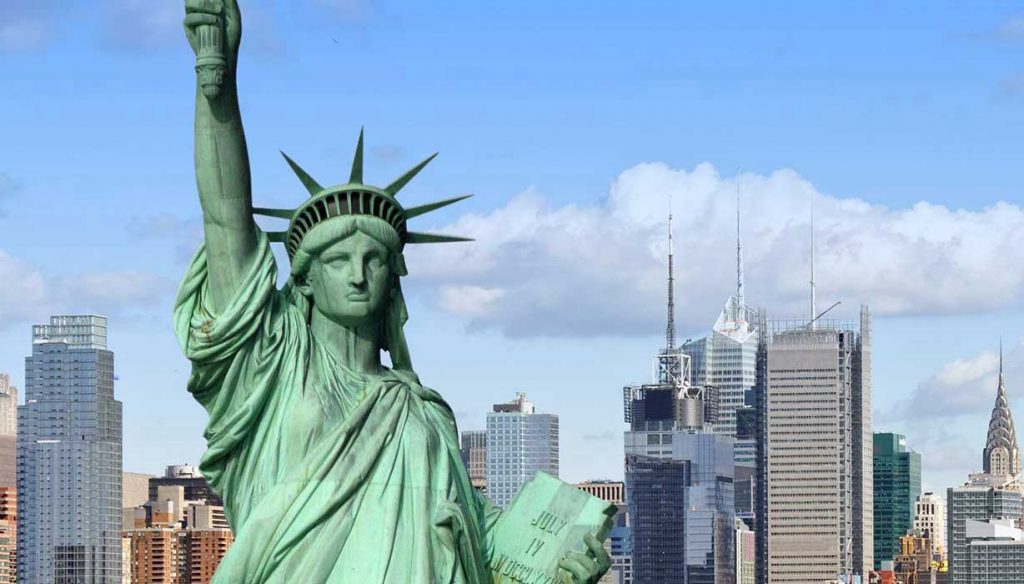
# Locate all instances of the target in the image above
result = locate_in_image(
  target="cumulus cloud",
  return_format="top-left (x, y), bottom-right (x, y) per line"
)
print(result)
top-left (0, 248), bottom-right (173, 329)
top-left (902, 341), bottom-right (1022, 420)
top-left (406, 162), bottom-right (1024, 337)
top-left (0, 0), bottom-right (57, 52)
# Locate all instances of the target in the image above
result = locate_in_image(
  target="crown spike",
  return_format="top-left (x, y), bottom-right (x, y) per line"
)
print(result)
top-left (385, 153), bottom-right (438, 197)
top-left (266, 231), bottom-right (289, 242)
top-left (406, 232), bottom-right (473, 244)
top-left (280, 151), bottom-right (323, 196)
top-left (349, 128), bottom-right (365, 184)
top-left (405, 194), bottom-right (473, 219)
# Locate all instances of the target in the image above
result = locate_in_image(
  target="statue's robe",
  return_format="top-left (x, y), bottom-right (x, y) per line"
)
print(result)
top-left (174, 233), bottom-right (499, 583)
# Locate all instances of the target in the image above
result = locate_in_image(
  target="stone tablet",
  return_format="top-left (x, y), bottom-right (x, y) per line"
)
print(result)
top-left (491, 472), bottom-right (617, 584)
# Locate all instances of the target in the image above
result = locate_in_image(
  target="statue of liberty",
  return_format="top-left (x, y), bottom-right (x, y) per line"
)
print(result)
top-left (175, 1), bottom-right (612, 582)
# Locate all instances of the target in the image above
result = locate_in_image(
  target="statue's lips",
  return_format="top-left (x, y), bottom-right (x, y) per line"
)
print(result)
top-left (345, 294), bottom-right (370, 302)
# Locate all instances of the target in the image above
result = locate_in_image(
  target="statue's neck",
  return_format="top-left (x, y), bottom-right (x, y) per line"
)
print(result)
top-left (309, 309), bottom-right (383, 374)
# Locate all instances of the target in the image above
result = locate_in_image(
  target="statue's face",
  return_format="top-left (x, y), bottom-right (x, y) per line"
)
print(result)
top-left (306, 231), bottom-right (392, 326)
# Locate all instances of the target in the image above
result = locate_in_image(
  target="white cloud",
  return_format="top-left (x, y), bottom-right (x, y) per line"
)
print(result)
top-left (0, 250), bottom-right (173, 329)
top-left (407, 162), bottom-right (1024, 337)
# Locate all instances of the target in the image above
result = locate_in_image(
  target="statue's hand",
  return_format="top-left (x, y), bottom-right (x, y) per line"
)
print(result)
top-left (557, 533), bottom-right (612, 584)
top-left (183, 0), bottom-right (241, 69)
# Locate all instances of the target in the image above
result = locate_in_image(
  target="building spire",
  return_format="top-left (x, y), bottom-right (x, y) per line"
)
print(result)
top-left (984, 339), bottom-right (1021, 476)
top-left (666, 192), bottom-right (676, 351)
top-left (736, 172), bottom-right (745, 323)
top-left (1000, 338), bottom-right (1005, 392)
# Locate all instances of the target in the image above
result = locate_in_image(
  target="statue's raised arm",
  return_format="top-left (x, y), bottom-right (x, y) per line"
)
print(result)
top-left (183, 0), bottom-right (258, 312)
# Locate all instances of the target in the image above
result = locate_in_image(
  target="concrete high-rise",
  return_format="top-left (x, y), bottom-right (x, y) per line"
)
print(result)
top-left (874, 432), bottom-right (922, 567)
top-left (762, 309), bottom-right (873, 582)
top-left (485, 393), bottom-right (558, 508)
top-left (18, 315), bottom-right (123, 583)
top-left (947, 475), bottom-right (1023, 583)
top-left (914, 492), bottom-right (946, 562)
top-left (122, 482), bottom-right (233, 584)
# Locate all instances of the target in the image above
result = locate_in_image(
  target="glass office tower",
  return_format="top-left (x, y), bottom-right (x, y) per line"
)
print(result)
top-left (18, 315), bottom-right (122, 583)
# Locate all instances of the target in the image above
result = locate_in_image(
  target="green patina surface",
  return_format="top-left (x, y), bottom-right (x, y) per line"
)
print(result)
top-left (177, 1), bottom-right (612, 582)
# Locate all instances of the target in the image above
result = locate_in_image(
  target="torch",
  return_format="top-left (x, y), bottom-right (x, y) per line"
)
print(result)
top-left (194, 19), bottom-right (227, 99)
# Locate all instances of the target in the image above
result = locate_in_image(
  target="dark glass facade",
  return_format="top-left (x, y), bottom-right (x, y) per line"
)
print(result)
top-left (873, 432), bottom-right (922, 568)
top-left (626, 455), bottom-right (690, 584)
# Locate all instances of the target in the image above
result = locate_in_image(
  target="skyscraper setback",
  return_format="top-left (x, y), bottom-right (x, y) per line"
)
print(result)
top-left (18, 315), bottom-right (123, 583)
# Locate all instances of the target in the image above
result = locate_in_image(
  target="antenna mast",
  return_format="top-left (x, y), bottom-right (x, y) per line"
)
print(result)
top-left (810, 194), bottom-right (817, 330)
top-left (736, 171), bottom-right (745, 322)
top-left (666, 192), bottom-right (676, 351)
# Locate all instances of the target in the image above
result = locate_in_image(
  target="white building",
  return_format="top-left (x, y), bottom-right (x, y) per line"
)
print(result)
top-left (914, 492), bottom-right (947, 561)
top-left (485, 393), bottom-right (558, 508)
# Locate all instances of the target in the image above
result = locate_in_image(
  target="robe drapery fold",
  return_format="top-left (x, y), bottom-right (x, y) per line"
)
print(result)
top-left (174, 232), bottom-right (500, 583)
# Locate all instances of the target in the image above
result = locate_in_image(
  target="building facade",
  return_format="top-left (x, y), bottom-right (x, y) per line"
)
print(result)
top-left (0, 487), bottom-right (15, 584)
top-left (18, 315), bottom-right (123, 584)
top-left (485, 393), bottom-right (558, 508)
top-left (0, 374), bottom-right (16, 491)
top-left (947, 476), bottom-right (1023, 583)
top-left (762, 309), bottom-right (873, 582)
top-left (460, 430), bottom-right (487, 492)
top-left (122, 479), bottom-right (232, 584)
top-left (626, 455), bottom-right (689, 584)
top-left (874, 432), bottom-right (922, 567)
top-left (961, 519), bottom-right (1024, 584)
top-left (915, 492), bottom-right (947, 562)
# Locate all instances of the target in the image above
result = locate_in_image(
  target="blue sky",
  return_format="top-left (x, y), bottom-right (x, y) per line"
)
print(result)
top-left (3, 0), bottom-right (1024, 493)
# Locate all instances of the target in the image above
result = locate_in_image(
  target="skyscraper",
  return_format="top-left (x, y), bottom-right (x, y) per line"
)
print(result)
top-left (623, 199), bottom-right (736, 584)
top-left (874, 432), bottom-right (922, 568)
top-left (947, 355), bottom-right (1024, 583)
top-left (18, 315), bottom-right (123, 583)
top-left (762, 309), bottom-right (873, 582)
top-left (680, 188), bottom-right (758, 466)
top-left (984, 347), bottom-right (1021, 478)
top-left (914, 492), bottom-right (947, 562)
top-left (485, 393), bottom-right (558, 508)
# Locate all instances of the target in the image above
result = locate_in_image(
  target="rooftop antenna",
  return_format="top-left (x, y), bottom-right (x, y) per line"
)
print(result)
top-left (666, 192), bottom-right (676, 352)
top-left (736, 170), bottom-right (745, 322)
top-left (810, 194), bottom-right (817, 330)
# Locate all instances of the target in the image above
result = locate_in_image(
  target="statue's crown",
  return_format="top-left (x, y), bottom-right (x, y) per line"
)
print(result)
top-left (255, 129), bottom-right (472, 260)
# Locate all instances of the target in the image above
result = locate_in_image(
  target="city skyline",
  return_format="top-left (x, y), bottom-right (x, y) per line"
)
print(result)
top-left (2, 1), bottom-right (1024, 498)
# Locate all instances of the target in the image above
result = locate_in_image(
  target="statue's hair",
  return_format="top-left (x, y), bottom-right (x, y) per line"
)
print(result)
top-left (283, 215), bottom-right (413, 371)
